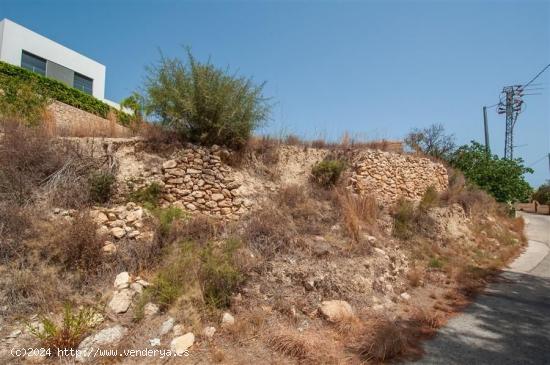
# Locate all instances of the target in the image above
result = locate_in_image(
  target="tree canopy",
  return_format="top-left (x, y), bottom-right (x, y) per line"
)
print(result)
top-left (144, 49), bottom-right (271, 149)
top-left (449, 141), bottom-right (533, 203)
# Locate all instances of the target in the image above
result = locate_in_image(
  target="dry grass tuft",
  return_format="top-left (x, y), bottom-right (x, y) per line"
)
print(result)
top-left (407, 266), bottom-right (424, 288)
top-left (267, 328), bottom-right (315, 360)
top-left (243, 206), bottom-right (298, 258)
top-left (355, 317), bottom-right (407, 362)
top-left (333, 189), bottom-right (378, 242)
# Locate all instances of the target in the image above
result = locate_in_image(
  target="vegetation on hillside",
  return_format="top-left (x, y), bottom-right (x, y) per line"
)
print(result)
top-left (405, 124), bottom-right (533, 203)
top-left (143, 48), bottom-right (271, 149)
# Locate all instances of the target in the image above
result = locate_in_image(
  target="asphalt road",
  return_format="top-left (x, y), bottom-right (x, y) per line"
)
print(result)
top-left (406, 212), bottom-right (550, 365)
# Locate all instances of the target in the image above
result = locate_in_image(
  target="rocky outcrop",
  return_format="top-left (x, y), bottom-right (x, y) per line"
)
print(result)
top-left (348, 150), bottom-right (448, 204)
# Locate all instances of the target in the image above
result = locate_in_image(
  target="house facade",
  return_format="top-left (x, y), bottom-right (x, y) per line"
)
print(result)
top-left (0, 18), bottom-right (109, 102)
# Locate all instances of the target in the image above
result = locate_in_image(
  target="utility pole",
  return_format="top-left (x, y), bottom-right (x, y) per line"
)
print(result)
top-left (483, 106), bottom-right (490, 155)
top-left (498, 85), bottom-right (523, 159)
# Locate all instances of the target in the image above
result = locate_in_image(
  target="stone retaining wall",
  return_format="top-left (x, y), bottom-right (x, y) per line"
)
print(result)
top-left (47, 101), bottom-right (131, 138)
top-left (348, 150), bottom-right (448, 204)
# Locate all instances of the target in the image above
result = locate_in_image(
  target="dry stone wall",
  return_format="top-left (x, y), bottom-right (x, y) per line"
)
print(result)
top-left (47, 101), bottom-right (131, 137)
top-left (125, 144), bottom-right (251, 219)
top-left (348, 150), bottom-right (448, 204)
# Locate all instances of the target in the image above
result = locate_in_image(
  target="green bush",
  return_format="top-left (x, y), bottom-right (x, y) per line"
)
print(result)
top-left (533, 182), bottom-right (550, 205)
top-left (137, 239), bottom-right (243, 313)
top-left (200, 238), bottom-right (243, 308)
top-left (311, 159), bottom-right (346, 187)
top-left (428, 257), bottom-right (444, 269)
top-left (144, 48), bottom-right (271, 149)
top-left (449, 141), bottom-right (533, 203)
top-left (129, 182), bottom-right (162, 208)
top-left (88, 172), bottom-right (115, 203)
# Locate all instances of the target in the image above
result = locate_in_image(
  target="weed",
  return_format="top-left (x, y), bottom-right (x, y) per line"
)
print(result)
top-left (89, 171), bottom-right (115, 203)
top-left (28, 304), bottom-right (97, 354)
top-left (428, 257), bottom-right (444, 269)
top-left (356, 317), bottom-right (406, 362)
top-left (311, 159), bottom-right (345, 188)
top-left (128, 182), bottom-right (162, 208)
top-left (267, 328), bottom-right (314, 360)
top-left (335, 189), bottom-right (378, 242)
top-left (392, 199), bottom-right (416, 239)
top-left (243, 207), bottom-right (296, 258)
top-left (418, 186), bottom-right (439, 211)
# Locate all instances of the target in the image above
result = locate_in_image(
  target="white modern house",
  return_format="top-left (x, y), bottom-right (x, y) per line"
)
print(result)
top-left (0, 18), bottom-right (117, 106)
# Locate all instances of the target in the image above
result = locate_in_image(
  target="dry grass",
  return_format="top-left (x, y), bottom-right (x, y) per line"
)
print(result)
top-left (49, 213), bottom-right (105, 278)
top-left (169, 213), bottom-right (221, 244)
top-left (243, 206), bottom-right (298, 258)
top-left (355, 316), bottom-right (407, 362)
top-left (54, 111), bottom-right (132, 138)
top-left (267, 328), bottom-right (315, 360)
top-left (334, 189), bottom-right (379, 242)
top-left (407, 267), bottom-right (424, 288)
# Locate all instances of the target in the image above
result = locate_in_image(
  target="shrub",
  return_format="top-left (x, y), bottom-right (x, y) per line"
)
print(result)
top-left (418, 186), bottom-right (439, 211)
top-left (392, 199), bottom-right (416, 240)
top-left (200, 238), bottom-right (244, 308)
top-left (533, 181), bottom-right (550, 205)
top-left (154, 206), bottom-right (185, 236)
top-left (129, 182), bottom-right (162, 208)
top-left (170, 213), bottom-right (220, 244)
top-left (139, 239), bottom-right (243, 312)
top-left (29, 304), bottom-right (97, 354)
top-left (50, 213), bottom-right (104, 277)
top-left (449, 141), bottom-right (533, 203)
top-left (88, 172), bottom-right (115, 203)
top-left (244, 207), bottom-right (297, 258)
top-left (428, 257), bottom-right (444, 269)
top-left (144, 48), bottom-right (271, 149)
top-left (405, 123), bottom-right (456, 159)
top-left (356, 317), bottom-right (406, 362)
top-left (311, 159), bottom-right (345, 188)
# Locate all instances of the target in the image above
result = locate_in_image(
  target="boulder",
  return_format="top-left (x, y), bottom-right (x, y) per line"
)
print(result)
top-left (319, 300), bottom-right (354, 322)
top-left (170, 333), bottom-right (194, 355)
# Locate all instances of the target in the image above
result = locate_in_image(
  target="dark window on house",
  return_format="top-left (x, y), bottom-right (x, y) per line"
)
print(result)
top-left (21, 50), bottom-right (46, 76)
top-left (73, 72), bottom-right (93, 95)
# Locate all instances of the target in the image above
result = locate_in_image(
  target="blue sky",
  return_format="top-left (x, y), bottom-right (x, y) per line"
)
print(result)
top-left (2, 0), bottom-right (550, 186)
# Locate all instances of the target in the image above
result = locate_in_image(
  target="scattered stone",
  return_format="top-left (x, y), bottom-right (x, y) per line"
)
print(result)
top-left (221, 312), bottom-right (235, 327)
top-left (203, 326), bottom-right (216, 339)
top-left (127, 230), bottom-right (140, 239)
top-left (159, 317), bottom-right (175, 336)
top-left (143, 303), bottom-right (159, 317)
top-left (149, 338), bottom-right (161, 347)
top-left (111, 227), bottom-right (126, 239)
top-left (102, 242), bottom-right (117, 254)
top-left (7, 329), bottom-right (21, 338)
top-left (108, 289), bottom-right (135, 314)
top-left (114, 272), bottom-right (130, 289)
top-left (400, 292), bottom-right (411, 301)
top-left (173, 324), bottom-right (184, 336)
top-left (170, 333), bottom-right (194, 355)
top-left (319, 300), bottom-right (354, 323)
top-left (77, 325), bottom-right (127, 362)
top-left (130, 282), bottom-right (143, 293)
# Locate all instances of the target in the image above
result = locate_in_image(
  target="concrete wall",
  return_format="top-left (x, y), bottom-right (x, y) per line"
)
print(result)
top-left (0, 18), bottom-right (106, 99)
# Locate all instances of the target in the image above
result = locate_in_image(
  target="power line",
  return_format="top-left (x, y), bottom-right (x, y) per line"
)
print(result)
top-left (529, 154), bottom-right (549, 167)
top-left (523, 63), bottom-right (550, 88)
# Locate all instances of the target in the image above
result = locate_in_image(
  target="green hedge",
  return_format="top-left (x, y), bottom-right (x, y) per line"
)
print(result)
top-left (0, 61), bottom-right (111, 118)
